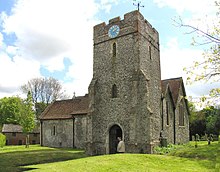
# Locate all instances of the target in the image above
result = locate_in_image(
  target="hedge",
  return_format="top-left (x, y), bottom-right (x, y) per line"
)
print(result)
top-left (0, 133), bottom-right (6, 147)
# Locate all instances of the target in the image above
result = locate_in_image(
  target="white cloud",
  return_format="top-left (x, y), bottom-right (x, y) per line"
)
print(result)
top-left (160, 37), bottom-right (214, 98)
top-left (0, 0), bottom-right (121, 98)
top-left (156, 0), bottom-right (219, 99)
top-left (1, 0), bottom-right (217, 100)
top-left (6, 46), bottom-right (18, 55)
top-left (153, 0), bottom-right (216, 15)
top-left (0, 32), bottom-right (3, 46)
top-left (0, 52), bottom-right (41, 97)
top-left (2, 0), bottom-right (99, 68)
top-left (161, 37), bottom-right (199, 79)
top-left (100, 0), bottom-right (119, 13)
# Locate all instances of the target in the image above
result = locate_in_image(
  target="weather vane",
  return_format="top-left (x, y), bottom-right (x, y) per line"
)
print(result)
top-left (133, 0), bottom-right (144, 11)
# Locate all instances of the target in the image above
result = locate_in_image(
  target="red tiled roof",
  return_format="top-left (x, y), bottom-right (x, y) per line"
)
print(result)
top-left (39, 95), bottom-right (89, 120)
top-left (161, 77), bottom-right (183, 105)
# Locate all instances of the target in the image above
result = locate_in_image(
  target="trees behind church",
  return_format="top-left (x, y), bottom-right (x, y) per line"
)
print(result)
top-left (0, 92), bottom-right (36, 148)
top-left (0, 77), bottom-right (67, 132)
top-left (178, 1), bottom-right (220, 139)
top-left (176, 1), bottom-right (220, 104)
top-left (0, 96), bottom-right (23, 126)
top-left (189, 102), bottom-right (220, 140)
top-left (180, 1), bottom-right (220, 82)
top-left (21, 77), bottom-right (68, 119)
top-left (0, 77), bottom-right (67, 128)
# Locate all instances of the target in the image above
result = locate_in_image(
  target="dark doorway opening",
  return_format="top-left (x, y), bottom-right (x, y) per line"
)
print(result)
top-left (109, 125), bottom-right (122, 154)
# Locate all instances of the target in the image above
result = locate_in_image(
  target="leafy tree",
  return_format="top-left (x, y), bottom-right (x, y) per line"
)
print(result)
top-left (0, 96), bottom-right (23, 125)
top-left (202, 106), bottom-right (220, 135)
top-left (182, 1), bottom-right (220, 81)
top-left (0, 133), bottom-right (6, 147)
top-left (189, 103), bottom-right (220, 139)
top-left (35, 102), bottom-right (48, 119)
top-left (0, 94), bottom-right (36, 148)
top-left (189, 110), bottom-right (206, 139)
top-left (188, 101), bottom-right (197, 117)
top-left (215, 112), bottom-right (220, 133)
top-left (18, 91), bottom-right (36, 148)
top-left (175, 1), bottom-right (220, 104)
top-left (189, 102), bottom-right (204, 138)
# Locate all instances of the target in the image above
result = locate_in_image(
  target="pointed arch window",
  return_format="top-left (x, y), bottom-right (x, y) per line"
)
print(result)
top-left (112, 84), bottom-right (118, 98)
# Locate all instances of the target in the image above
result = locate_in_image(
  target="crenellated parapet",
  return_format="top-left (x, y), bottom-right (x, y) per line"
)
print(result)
top-left (93, 10), bottom-right (159, 50)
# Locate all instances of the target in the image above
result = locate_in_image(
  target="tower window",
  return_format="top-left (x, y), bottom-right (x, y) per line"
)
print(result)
top-left (112, 84), bottom-right (118, 98)
top-left (149, 46), bottom-right (152, 60)
top-left (113, 43), bottom-right (116, 57)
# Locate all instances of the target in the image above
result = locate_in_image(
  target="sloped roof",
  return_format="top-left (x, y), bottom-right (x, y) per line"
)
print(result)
top-left (39, 94), bottom-right (89, 120)
top-left (161, 77), bottom-right (183, 105)
top-left (2, 124), bottom-right (39, 133)
top-left (162, 77), bottom-right (189, 115)
top-left (40, 79), bottom-right (187, 120)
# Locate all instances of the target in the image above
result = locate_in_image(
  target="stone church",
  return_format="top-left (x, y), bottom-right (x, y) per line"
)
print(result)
top-left (39, 10), bottom-right (189, 155)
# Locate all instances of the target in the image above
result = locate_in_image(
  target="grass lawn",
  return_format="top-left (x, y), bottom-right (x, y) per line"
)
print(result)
top-left (0, 145), bottom-right (86, 172)
top-left (0, 141), bottom-right (218, 172)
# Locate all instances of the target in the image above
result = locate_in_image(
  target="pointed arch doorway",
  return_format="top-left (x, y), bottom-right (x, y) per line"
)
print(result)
top-left (109, 125), bottom-right (122, 154)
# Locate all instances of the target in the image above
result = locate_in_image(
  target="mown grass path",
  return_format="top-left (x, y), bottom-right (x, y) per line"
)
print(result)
top-left (0, 141), bottom-right (218, 172)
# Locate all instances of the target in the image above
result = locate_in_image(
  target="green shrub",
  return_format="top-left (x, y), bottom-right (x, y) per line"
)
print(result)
top-left (154, 144), bottom-right (177, 155)
top-left (0, 133), bottom-right (6, 148)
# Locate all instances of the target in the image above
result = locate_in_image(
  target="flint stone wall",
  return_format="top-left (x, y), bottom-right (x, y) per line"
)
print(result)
top-left (86, 10), bottom-right (161, 155)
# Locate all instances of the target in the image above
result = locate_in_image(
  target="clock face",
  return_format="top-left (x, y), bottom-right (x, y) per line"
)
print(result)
top-left (108, 25), bottom-right (120, 38)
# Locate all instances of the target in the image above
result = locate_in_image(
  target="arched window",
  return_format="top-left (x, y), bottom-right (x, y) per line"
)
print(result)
top-left (112, 84), bottom-right (117, 98)
top-left (113, 43), bottom-right (116, 57)
top-left (52, 126), bottom-right (56, 136)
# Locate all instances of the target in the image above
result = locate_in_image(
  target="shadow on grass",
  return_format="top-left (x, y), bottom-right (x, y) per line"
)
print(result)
top-left (19, 167), bottom-right (38, 171)
top-left (0, 147), bottom-right (88, 172)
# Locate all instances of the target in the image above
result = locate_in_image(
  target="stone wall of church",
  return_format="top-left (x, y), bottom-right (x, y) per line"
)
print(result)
top-left (86, 10), bottom-right (161, 155)
top-left (175, 87), bottom-right (190, 144)
top-left (138, 18), bottom-right (161, 144)
top-left (162, 93), bottom-right (175, 144)
top-left (41, 119), bottom-right (74, 148)
top-left (74, 115), bottom-right (87, 149)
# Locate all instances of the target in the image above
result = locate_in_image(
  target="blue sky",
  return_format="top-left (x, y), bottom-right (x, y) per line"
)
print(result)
top-left (0, 0), bottom-right (218, 101)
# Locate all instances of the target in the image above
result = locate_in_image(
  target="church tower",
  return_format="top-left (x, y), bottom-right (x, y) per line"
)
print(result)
top-left (86, 10), bottom-right (162, 155)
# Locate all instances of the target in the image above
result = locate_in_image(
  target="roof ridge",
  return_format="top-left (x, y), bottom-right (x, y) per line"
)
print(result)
top-left (54, 94), bottom-right (89, 103)
top-left (161, 77), bottom-right (182, 81)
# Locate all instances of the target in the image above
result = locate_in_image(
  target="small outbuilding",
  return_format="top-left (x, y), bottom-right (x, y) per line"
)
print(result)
top-left (2, 124), bottom-right (40, 145)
